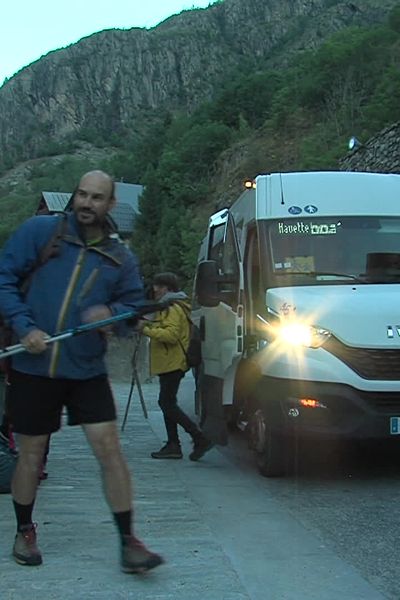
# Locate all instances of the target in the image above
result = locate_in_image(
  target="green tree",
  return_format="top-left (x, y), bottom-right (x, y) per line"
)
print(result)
top-left (388, 4), bottom-right (400, 33)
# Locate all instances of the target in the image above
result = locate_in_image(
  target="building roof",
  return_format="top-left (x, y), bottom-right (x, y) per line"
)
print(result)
top-left (114, 182), bottom-right (142, 213)
top-left (109, 202), bottom-right (137, 234)
top-left (41, 192), bottom-right (72, 213)
top-left (39, 182), bottom-right (143, 236)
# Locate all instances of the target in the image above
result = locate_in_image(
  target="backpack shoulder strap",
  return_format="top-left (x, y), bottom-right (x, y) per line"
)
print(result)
top-left (20, 212), bottom-right (68, 293)
top-left (37, 212), bottom-right (68, 266)
top-left (173, 300), bottom-right (193, 325)
top-left (171, 301), bottom-right (192, 363)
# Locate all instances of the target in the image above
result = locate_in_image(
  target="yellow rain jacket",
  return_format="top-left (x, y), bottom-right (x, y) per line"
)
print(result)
top-left (142, 298), bottom-right (191, 375)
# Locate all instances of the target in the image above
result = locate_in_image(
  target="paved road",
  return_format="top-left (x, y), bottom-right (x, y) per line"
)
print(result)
top-left (0, 373), bottom-right (395, 599)
top-left (178, 377), bottom-right (400, 600)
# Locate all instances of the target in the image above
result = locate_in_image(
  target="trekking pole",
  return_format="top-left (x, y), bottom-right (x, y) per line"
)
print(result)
top-left (130, 334), bottom-right (148, 420)
top-left (0, 300), bottom-right (170, 360)
top-left (121, 333), bottom-right (148, 431)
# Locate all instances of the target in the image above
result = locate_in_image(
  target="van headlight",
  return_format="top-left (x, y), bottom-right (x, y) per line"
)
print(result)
top-left (277, 323), bottom-right (331, 348)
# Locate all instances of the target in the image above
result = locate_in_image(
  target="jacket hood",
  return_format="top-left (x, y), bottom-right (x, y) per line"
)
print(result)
top-left (161, 291), bottom-right (188, 302)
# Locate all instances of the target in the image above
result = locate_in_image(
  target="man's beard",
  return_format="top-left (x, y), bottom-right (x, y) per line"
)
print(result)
top-left (76, 209), bottom-right (100, 225)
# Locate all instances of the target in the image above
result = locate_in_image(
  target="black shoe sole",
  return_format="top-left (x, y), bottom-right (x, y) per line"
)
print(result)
top-left (189, 442), bottom-right (214, 461)
top-left (122, 554), bottom-right (164, 574)
top-left (150, 453), bottom-right (183, 459)
top-left (13, 552), bottom-right (43, 566)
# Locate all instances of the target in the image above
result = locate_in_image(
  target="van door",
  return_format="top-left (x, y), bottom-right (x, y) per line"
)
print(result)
top-left (203, 210), bottom-right (243, 381)
top-left (196, 210), bottom-right (243, 445)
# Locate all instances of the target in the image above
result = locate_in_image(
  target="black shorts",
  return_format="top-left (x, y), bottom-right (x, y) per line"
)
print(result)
top-left (8, 369), bottom-right (117, 436)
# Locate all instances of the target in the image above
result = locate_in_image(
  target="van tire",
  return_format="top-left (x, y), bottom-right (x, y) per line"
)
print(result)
top-left (249, 408), bottom-right (285, 477)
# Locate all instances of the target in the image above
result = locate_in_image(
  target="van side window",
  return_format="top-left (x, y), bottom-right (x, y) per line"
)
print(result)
top-left (209, 224), bottom-right (225, 271)
top-left (219, 221), bottom-right (240, 308)
top-left (222, 222), bottom-right (239, 279)
top-left (244, 228), bottom-right (263, 329)
top-left (208, 220), bottom-right (240, 308)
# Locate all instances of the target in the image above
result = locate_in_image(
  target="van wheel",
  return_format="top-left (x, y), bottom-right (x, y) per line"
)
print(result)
top-left (248, 409), bottom-right (285, 477)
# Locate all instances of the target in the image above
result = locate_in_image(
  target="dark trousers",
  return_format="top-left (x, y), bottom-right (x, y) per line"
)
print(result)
top-left (158, 370), bottom-right (200, 444)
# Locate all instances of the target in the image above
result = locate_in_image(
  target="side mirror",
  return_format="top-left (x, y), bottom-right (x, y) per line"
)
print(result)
top-left (195, 260), bottom-right (221, 307)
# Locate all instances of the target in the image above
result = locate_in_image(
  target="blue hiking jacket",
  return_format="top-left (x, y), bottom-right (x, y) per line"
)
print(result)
top-left (0, 212), bottom-right (144, 379)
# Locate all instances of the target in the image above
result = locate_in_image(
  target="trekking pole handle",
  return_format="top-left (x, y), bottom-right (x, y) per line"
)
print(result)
top-left (0, 300), bottom-right (170, 360)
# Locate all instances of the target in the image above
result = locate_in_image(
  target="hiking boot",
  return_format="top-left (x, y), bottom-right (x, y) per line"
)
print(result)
top-left (151, 442), bottom-right (183, 459)
top-left (189, 436), bottom-right (214, 461)
top-left (121, 535), bottom-right (164, 574)
top-left (13, 524), bottom-right (42, 566)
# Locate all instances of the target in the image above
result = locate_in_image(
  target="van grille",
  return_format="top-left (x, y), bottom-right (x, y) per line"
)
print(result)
top-left (324, 337), bottom-right (400, 380)
top-left (366, 393), bottom-right (400, 414)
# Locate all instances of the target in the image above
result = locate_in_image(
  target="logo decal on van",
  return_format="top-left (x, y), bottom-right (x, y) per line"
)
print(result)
top-left (280, 302), bottom-right (297, 316)
top-left (387, 325), bottom-right (400, 338)
top-left (288, 206), bottom-right (302, 215)
top-left (304, 205), bottom-right (318, 214)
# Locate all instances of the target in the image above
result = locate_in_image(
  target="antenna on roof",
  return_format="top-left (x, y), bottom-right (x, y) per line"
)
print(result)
top-left (279, 173), bottom-right (285, 205)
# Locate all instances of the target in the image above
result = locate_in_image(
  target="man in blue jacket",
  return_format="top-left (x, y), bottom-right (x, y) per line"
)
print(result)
top-left (0, 170), bottom-right (163, 573)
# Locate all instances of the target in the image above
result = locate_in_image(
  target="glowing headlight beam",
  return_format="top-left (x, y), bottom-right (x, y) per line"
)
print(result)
top-left (278, 323), bottom-right (331, 348)
top-left (256, 314), bottom-right (331, 349)
top-left (280, 323), bottom-right (313, 347)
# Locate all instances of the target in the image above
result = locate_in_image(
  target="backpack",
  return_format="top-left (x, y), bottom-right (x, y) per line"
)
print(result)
top-left (175, 302), bottom-right (202, 369)
top-left (0, 212), bottom-right (68, 367)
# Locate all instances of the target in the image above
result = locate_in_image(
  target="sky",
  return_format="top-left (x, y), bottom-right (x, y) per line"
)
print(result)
top-left (0, 1), bottom-right (214, 85)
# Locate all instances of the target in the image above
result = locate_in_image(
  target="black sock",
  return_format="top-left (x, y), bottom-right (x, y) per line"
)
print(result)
top-left (13, 499), bottom-right (35, 531)
top-left (113, 510), bottom-right (133, 542)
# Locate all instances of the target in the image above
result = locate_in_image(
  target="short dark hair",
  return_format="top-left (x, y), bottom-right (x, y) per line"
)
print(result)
top-left (153, 272), bottom-right (180, 292)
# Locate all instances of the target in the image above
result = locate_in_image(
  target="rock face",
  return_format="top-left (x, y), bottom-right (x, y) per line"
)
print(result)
top-left (340, 123), bottom-right (400, 173)
top-left (0, 0), bottom-right (398, 168)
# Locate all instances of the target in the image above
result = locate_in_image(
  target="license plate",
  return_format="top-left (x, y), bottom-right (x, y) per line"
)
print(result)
top-left (390, 417), bottom-right (400, 434)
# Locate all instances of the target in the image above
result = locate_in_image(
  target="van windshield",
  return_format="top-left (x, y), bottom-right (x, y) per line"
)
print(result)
top-left (267, 216), bottom-right (400, 285)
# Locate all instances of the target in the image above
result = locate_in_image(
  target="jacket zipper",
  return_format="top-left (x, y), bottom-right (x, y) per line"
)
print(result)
top-left (49, 248), bottom-right (86, 377)
top-left (76, 267), bottom-right (99, 306)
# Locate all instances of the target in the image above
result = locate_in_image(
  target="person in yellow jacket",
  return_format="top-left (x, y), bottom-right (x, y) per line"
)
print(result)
top-left (138, 272), bottom-right (213, 460)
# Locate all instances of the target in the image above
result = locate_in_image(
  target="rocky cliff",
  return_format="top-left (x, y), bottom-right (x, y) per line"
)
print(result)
top-left (0, 0), bottom-right (398, 169)
top-left (340, 123), bottom-right (400, 173)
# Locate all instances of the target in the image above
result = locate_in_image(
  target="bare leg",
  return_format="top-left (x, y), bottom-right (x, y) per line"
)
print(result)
top-left (11, 434), bottom-right (49, 567)
top-left (83, 420), bottom-right (163, 573)
top-left (12, 434), bottom-right (49, 504)
top-left (82, 421), bottom-right (131, 512)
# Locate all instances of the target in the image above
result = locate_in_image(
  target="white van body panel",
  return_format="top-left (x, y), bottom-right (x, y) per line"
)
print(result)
top-left (256, 171), bottom-right (400, 219)
top-left (266, 284), bottom-right (400, 348)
